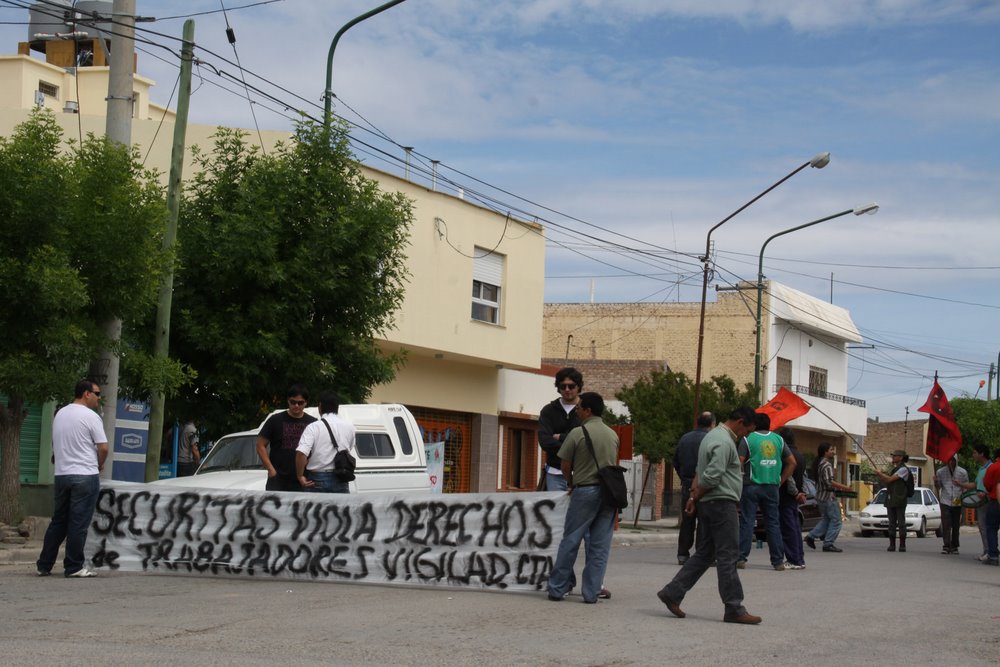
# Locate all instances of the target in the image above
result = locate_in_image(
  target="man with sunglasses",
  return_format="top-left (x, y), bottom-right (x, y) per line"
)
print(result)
top-left (538, 368), bottom-right (584, 492)
top-left (256, 384), bottom-right (317, 492)
top-left (36, 379), bottom-right (108, 578)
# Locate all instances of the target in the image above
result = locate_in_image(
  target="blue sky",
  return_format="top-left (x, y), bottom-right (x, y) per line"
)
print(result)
top-left (3, 1), bottom-right (999, 422)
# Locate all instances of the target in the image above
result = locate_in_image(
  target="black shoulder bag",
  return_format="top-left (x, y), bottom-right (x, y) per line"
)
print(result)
top-left (320, 418), bottom-right (357, 483)
top-left (581, 425), bottom-right (628, 510)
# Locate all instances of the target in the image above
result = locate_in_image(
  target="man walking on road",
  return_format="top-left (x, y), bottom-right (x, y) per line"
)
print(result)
top-left (656, 406), bottom-right (762, 625)
top-left (36, 379), bottom-right (108, 578)
top-left (805, 442), bottom-right (853, 553)
top-left (934, 454), bottom-right (969, 555)
top-left (674, 411), bottom-right (715, 565)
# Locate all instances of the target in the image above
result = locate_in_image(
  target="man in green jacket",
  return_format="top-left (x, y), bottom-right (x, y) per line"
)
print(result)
top-left (656, 406), bottom-right (762, 624)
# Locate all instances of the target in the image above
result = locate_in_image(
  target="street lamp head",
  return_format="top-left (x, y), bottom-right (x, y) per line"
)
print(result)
top-left (853, 202), bottom-right (879, 216)
top-left (809, 152), bottom-right (831, 169)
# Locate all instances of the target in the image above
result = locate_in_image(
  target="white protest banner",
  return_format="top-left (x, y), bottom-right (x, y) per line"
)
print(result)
top-left (86, 482), bottom-right (568, 593)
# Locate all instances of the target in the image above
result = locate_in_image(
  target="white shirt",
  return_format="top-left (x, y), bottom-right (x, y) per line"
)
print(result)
top-left (296, 412), bottom-right (357, 472)
top-left (935, 464), bottom-right (969, 505)
top-left (52, 403), bottom-right (107, 475)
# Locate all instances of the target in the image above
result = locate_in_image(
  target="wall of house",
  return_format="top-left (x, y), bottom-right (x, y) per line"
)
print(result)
top-left (0, 55), bottom-right (161, 120)
top-left (371, 172), bottom-right (544, 371)
top-left (542, 292), bottom-right (757, 386)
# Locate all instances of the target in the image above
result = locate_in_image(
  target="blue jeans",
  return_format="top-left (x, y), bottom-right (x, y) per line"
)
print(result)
top-left (547, 486), bottom-right (615, 602)
top-left (809, 498), bottom-right (842, 546)
top-left (739, 484), bottom-right (784, 566)
top-left (37, 474), bottom-right (101, 575)
top-left (661, 499), bottom-right (747, 618)
top-left (546, 471), bottom-right (568, 492)
top-left (305, 471), bottom-right (350, 493)
top-left (779, 501), bottom-right (804, 566)
top-left (985, 500), bottom-right (999, 559)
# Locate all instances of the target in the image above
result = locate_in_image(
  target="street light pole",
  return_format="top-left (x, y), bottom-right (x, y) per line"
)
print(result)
top-left (324, 0), bottom-right (409, 129)
top-left (753, 203), bottom-right (879, 400)
top-left (691, 152), bottom-right (830, 424)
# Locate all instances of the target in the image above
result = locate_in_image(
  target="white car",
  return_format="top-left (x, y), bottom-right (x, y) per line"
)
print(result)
top-left (858, 486), bottom-right (942, 538)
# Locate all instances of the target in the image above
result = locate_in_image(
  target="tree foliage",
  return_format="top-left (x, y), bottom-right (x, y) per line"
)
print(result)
top-left (169, 120), bottom-right (412, 437)
top-left (615, 369), bottom-right (757, 464)
top-left (0, 110), bottom-right (171, 522)
top-left (951, 397), bottom-right (1000, 475)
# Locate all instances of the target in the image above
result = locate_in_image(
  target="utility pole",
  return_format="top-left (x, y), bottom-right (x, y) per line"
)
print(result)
top-left (146, 19), bottom-right (195, 482)
top-left (91, 0), bottom-right (135, 478)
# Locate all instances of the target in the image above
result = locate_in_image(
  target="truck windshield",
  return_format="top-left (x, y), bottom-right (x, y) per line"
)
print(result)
top-left (197, 435), bottom-right (262, 473)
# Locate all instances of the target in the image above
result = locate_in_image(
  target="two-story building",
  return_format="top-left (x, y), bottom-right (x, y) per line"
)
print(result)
top-left (1, 26), bottom-right (545, 511)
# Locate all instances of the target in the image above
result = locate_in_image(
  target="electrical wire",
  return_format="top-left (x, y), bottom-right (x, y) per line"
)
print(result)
top-left (218, 0), bottom-right (266, 153)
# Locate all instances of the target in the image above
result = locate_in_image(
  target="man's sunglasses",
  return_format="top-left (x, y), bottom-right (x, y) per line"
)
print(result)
top-left (288, 399), bottom-right (307, 406)
top-left (558, 383), bottom-right (577, 390)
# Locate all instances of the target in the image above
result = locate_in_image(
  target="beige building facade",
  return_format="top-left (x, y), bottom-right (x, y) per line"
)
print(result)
top-left (2, 43), bottom-right (545, 498)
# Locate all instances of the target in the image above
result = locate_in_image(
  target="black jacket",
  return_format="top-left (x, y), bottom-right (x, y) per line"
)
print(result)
top-left (537, 398), bottom-right (581, 470)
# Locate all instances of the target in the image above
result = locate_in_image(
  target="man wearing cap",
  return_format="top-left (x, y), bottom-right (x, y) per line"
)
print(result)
top-left (934, 454), bottom-right (969, 555)
top-left (876, 450), bottom-right (912, 553)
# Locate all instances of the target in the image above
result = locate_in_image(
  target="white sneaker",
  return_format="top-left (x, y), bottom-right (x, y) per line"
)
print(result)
top-left (66, 568), bottom-right (97, 578)
top-left (978, 554), bottom-right (989, 562)
top-left (784, 562), bottom-right (804, 570)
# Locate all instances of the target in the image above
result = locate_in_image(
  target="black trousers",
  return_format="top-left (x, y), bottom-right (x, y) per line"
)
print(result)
top-left (887, 505), bottom-right (907, 541)
top-left (678, 478), bottom-right (697, 558)
top-left (940, 504), bottom-right (962, 549)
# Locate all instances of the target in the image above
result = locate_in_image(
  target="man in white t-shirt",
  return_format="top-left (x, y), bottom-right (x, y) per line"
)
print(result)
top-left (36, 379), bottom-right (108, 578)
top-left (295, 390), bottom-right (357, 494)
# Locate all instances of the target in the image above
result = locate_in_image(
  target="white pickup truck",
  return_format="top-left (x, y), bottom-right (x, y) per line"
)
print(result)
top-left (154, 404), bottom-right (431, 494)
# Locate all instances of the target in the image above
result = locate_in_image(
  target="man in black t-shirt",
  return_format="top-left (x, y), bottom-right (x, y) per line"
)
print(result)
top-left (256, 384), bottom-right (317, 491)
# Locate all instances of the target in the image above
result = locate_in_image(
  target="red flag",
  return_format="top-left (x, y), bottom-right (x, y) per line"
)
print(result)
top-left (917, 381), bottom-right (962, 462)
top-left (756, 387), bottom-right (811, 430)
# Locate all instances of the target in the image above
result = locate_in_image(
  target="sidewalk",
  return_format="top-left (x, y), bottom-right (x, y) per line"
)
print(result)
top-left (612, 516), bottom-right (678, 545)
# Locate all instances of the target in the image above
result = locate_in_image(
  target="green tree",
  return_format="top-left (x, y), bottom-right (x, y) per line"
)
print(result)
top-left (615, 370), bottom-right (756, 465)
top-left (0, 111), bottom-right (172, 523)
top-left (169, 120), bottom-right (412, 437)
top-left (951, 397), bottom-right (1000, 476)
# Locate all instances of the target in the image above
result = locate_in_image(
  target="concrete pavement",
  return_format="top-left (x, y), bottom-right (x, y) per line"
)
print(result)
top-left (1, 516), bottom-right (995, 666)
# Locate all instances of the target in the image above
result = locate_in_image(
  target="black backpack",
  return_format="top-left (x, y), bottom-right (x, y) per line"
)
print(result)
top-left (903, 466), bottom-right (915, 497)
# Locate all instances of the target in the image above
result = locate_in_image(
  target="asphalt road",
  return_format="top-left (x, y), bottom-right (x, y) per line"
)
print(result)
top-left (1, 529), bottom-right (996, 666)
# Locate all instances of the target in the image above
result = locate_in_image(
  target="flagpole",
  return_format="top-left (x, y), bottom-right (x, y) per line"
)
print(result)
top-left (796, 397), bottom-right (879, 468)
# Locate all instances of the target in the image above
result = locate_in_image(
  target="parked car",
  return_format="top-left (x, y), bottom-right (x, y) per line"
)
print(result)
top-left (153, 404), bottom-right (431, 494)
top-left (858, 486), bottom-right (942, 538)
top-left (753, 476), bottom-right (822, 540)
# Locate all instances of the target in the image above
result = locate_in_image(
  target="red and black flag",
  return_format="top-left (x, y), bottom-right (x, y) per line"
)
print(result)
top-left (917, 380), bottom-right (962, 462)
top-left (756, 387), bottom-right (811, 430)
